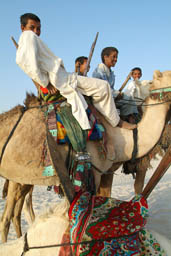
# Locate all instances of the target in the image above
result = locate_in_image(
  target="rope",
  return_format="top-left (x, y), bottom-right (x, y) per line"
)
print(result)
top-left (132, 128), bottom-right (138, 160)
top-left (21, 233), bottom-right (29, 256)
top-left (91, 163), bottom-right (117, 175)
top-left (21, 91), bottom-right (171, 110)
top-left (115, 98), bottom-right (171, 107)
top-left (0, 107), bottom-right (27, 163)
top-left (122, 129), bottom-right (138, 178)
top-left (20, 231), bottom-right (139, 255)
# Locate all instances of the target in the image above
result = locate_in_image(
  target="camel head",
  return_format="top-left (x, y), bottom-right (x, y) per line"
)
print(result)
top-left (152, 70), bottom-right (171, 90)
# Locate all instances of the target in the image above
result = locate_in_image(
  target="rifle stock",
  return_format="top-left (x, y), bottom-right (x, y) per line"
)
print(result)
top-left (119, 71), bottom-right (132, 92)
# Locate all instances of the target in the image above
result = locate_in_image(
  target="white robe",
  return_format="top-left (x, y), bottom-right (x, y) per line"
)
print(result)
top-left (16, 31), bottom-right (90, 130)
top-left (16, 31), bottom-right (120, 130)
top-left (124, 80), bottom-right (151, 106)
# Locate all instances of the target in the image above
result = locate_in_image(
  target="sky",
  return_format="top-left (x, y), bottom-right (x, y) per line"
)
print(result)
top-left (0, 0), bottom-right (171, 113)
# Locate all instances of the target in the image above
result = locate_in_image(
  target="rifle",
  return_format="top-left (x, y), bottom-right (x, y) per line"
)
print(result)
top-left (114, 71), bottom-right (132, 101)
top-left (83, 32), bottom-right (99, 76)
top-left (118, 71), bottom-right (132, 92)
top-left (11, 36), bottom-right (18, 49)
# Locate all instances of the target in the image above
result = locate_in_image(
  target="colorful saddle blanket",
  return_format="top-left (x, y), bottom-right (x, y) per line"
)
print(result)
top-left (68, 192), bottom-right (166, 256)
top-left (42, 103), bottom-right (102, 188)
top-left (40, 87), bottom-right (103, 143)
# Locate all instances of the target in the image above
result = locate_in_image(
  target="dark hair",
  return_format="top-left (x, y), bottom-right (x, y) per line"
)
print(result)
top-left (101, 47), bottom-right (118, 63)
top-left (20, 13), bottom-right (40, 27)
top-left (131, 67), bottom-right (142, 74)
top-left (75, 56), bottom-right (88, 65)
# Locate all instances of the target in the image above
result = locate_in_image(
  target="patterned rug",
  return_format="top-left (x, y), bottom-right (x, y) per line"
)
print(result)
top-left (68, 192), bottom-right (166, 255)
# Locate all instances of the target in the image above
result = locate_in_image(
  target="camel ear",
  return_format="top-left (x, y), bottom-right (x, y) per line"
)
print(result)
top-left (153, 70), bottom-right (163, 80)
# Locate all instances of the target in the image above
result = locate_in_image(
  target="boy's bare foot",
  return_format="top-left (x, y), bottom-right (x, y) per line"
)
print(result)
top-left (118, 119), bottom-right (137, 130)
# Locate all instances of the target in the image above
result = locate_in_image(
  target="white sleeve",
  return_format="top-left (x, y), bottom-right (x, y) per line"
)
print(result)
top-left (16, 31), bottom-right (49, 87)
top-left (124, 81), bottom-right (136, 97)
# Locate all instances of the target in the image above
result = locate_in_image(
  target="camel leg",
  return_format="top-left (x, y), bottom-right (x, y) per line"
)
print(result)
top-left (97, 172), bottom-right (114, 197)
top-left (12, 184), bottom-right (33, 238)
top-left (134, 168), bottom-right (146, 194)
top-left (0, 181), bottom-right (19, 243)
top-left (97, 164), bottom-right (121, 197)
top-left (11, 197), bottom-right (23, 238)
top-left (23, 186), bottom-right (35, 226)
top-left (92, 169), bottom-right (101, 194)
top-left (2, 179), bottom-right (9, 199)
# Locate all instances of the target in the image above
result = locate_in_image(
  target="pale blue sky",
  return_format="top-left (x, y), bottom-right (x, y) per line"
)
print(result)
top-left (1, 0), bottom-right (171, 113)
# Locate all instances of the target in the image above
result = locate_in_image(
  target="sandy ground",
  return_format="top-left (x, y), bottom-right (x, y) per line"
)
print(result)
top-left (0, 157), bottom-right (171, 244)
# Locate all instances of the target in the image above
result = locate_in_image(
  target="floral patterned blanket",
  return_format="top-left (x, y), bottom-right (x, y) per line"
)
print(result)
top-left (68, 192), bottom-right (166, 256)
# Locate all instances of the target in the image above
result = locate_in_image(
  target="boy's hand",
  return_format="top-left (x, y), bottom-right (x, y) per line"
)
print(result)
top-left (115, 92), bottom-right (123, 101)
top-left (127, 71), bottom-right (133, 79)
top-left (47, 83), bottom-right (58, 95)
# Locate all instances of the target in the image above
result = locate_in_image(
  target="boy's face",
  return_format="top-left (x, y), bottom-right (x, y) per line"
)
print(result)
top-left (21, 19), bottom-right (41, 36)
top-left (104, 51), bottom-right (118, 68)
top-left (132, 70), bottom-right (142, 80)
top-left (80, 59), bottom-right (90, 74)
top-left (76, 59), bottom-right (90, 75)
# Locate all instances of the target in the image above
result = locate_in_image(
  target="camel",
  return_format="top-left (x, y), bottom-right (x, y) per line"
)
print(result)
top-left (0, 70), bottom-right (170, 244)
top-left (0, 198), bottom-right (170, 256)
top-left (0, 70), bottom-right (170, 186)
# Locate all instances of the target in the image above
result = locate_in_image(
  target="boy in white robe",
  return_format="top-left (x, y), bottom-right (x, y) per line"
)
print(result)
top-left (16, 13), bottom-right (136, 132)
top-left (124, 67), bottom-right (142, 100)
top-left (16, 13), bottom-right (138, 160)
top-left (125, 67), bottom-right (151, 117)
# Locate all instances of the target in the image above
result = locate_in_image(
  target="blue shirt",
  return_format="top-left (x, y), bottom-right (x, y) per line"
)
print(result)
top-left (92, 63), bottom-right (115, 90)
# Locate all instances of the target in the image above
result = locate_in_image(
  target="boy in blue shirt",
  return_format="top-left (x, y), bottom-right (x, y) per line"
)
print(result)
top-left (92, 47), bottom-right (138, 123)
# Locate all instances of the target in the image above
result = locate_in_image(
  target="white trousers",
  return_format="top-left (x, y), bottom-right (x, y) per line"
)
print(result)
top-left (77, 75), bottom-right (120, 127)
top-left (55, 67), bottom-right (120, 129)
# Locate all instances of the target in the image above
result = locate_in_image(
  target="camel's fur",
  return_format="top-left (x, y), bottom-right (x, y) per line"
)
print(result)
top-left (0, 70), bottom-right (171, 243)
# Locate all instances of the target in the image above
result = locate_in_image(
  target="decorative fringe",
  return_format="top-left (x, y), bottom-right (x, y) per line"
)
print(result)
top-left (137, 122), bottom-right (171, 171)
top-left (123, 117), bottom-right (171, 175)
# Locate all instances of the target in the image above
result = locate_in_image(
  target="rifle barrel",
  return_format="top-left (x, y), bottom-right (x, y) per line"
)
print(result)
top-left (11, 36), bottom-right (18, 49)
top-left (83, 32), bottom-right (99, 76)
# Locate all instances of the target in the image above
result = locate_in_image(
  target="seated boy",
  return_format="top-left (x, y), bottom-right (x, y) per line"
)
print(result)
top-left (124, 67), bottom-right (142, 98)
top-left (16, 13), bottom-right (124, 131)
top-left (125, 67), bottom-right (151, 118)
top-left (75, 56), bottom-right (90, 76)
top-left (92, 47), bottom-right (139, 124)
top-left (16, 13), bottom-right (137, 161)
